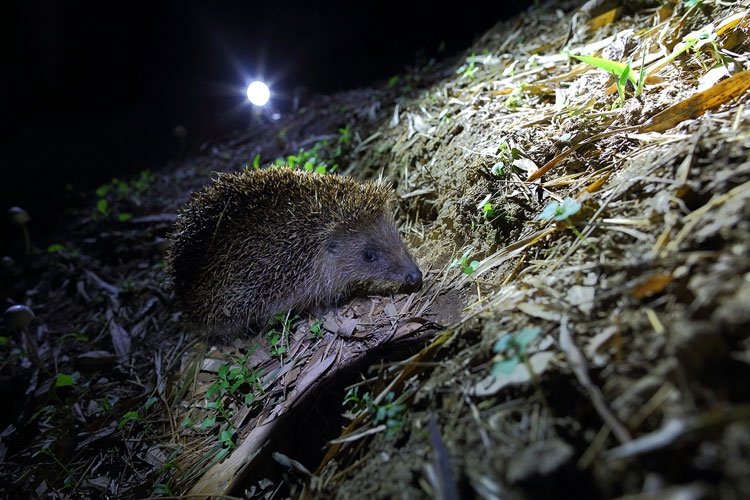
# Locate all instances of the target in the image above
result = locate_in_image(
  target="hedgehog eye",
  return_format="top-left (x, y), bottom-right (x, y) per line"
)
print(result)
top-left (362, 249), bottom-right (377, 262)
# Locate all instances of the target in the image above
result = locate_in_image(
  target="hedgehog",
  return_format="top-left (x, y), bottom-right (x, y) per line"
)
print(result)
top-left (165, 167), bottom-right (422, 334)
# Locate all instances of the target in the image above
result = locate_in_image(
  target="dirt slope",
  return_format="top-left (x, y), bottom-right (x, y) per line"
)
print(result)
top-left (2, 1), bottom-right (750, 499)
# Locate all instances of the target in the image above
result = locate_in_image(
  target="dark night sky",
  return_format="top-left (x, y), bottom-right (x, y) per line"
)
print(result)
top-left (2, 1), bottom-right (529, 224)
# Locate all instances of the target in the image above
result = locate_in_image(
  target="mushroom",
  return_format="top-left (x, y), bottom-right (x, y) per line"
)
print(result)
top-left (4, 304), bottom-right (43, 370)
top-left (8, 207), bottom-right (31, 257)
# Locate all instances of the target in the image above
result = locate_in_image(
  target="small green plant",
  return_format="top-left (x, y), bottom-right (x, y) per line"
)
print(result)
top-left (206, 347), bottom-right (264, 407)
top-left (537, 197), bottom-right (599, 252)
top-left (456, 53), bottom-right (478, 80)
top-left (450, 248), bottom-right (479, 275)
top-left (29, 405), bottom-right (57, 425)
top-left (482, 203), bottom-right (495, 219)
top-left (338, 124), bottom-right (350, 145)
top-left (118, 395), bottom-right (158, 433)
top-left (201, 351), bottom-right (265, 462)
top-left (33, 441), bottom-right (75, 490)
top-left (504, 83), bottom-right (528, 108)
top-left (57, 327), bottom-right (89, 344)
top-left (97, 395), bottom-right (119, 415)
top-left (343, 386), bottom-right (371, 412)
top-left (370, 392), bottom-right (407, 439)
top-left (92, 170), bottom-right (155, 221)
top-left (492, 327), bottom-right (541, 375)
top-left (119, 279), bottom-right (138, 295)
top-left (493, 327), bottom-right (550, 409)
top-left (284, 139), bottom-right (337, 174)
top-left (569, 54), bottom-right (638, 87)
top-left (265, 311), bottom-right (299, 358)
top-left (266, 331), bottom-right (286, 357)
top-left (309, 318), bottom-right (325, 339)
top-left (46, 243), bottom-right (66, 253)
top-left (345, 387), bottom-right (405, 437)
top-left (614, 62), bottom-right (631, 108)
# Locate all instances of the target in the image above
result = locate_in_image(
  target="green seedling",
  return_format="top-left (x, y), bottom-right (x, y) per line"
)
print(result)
top-left (483, 202), bottom-right (495, 219)
top-left (457, 53), bottom-right (478, 80)
top-left (570, 54), bottom-right (638, 87)
top-left (33, 441), bottom-right (75, 490)
top-left (97, 395), bottom-right (119, 415)
top-left (119, 279), bottom-right (138, 295)
top-left (203, 371), bottom-right (240, 462)
top-left (252, 154), bottom-right (261, 168)
top-left (92, 170), bottom-right (155, 221)
top-left (504, 83), bottom-right (528, 108)
top-left (368, 392), bottom-right (407, 439)
top-left (614, 63), bottom-right (631, 108)
top-left (55, 372), bottom-right (78, 388)
top-left (266, 311), bottom-right (299, 358)
top-left (309, 318), bottom-right (325, 339)
top-left (387, 75), bottom-right (399, 88)
top-left (206, 347), bottom-right (264, 408)
top-left (343, 386), bottom-right (371, 412)
top-left (493, 327), bottom-right (549, 408)
top-left (450, 248), bottom-right (479, 275)
top-left (153, 447), bottom-right (186, 496)
top-left (46, 243), bottom-right (80, 257)
top-left (492, 327), bottom-right (541, 375)
top-left (29, 405), bottom-right (57, 425)
top-left (569, 54), bottom-right (639, 109)
top-left (285, 139), bottom-right (336, 174)
top-left (537, 197), bottom-right (599, 252)
top-left (118, 395), bottom-right (158, 433)
top-left (338, 124), bottom-right (350, 145)
top-left (57, 327), bottom-right (89, 344)
top-left (266, 332), bottom-right (286, 358)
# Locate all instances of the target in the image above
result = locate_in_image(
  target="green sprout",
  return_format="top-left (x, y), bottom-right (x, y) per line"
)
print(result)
top-left (266, 311), bottom-right (299, 358)
top-left (537, 197), bottom-right (599, 252)
top-left (343, 386), bottom-right (371, 412)
top-left (493, 327), bottom-right (549, 409)
top-left (492, 327), bottom-right (541, 375)
top-left (338, 124), bottom-right (350, 145)
top-left (450, 248), bottom-right (479, 275)
top-left (343, 388), bottom-right (406, 438)
top-left (309, 318), bottom-right (325, 339)
top-left (118, 396), bottom-right (158, 433)
top-left (504, 83), bottom-right (528, 108)
top-left (369, 392), bottom-right (407, 439)
top-left (456, 53), bottom-right (478, 80)
top-left (33, 441), bottom-right (75, 490)
top-left (92, 170), bottom-right (154, 221)
top-left (206, 347), bottom-right (264, 408)
top-left (483, 202), bottom-right (495, 219)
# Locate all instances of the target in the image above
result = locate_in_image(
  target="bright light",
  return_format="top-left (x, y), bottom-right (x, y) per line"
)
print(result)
top-left (246, 81), bottom-right (270, 106)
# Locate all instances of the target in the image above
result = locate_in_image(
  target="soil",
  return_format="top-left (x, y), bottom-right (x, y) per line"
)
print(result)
top-left (3, 0), bottom-right (750, 499)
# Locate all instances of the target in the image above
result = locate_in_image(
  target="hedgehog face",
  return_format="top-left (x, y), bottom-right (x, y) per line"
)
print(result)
top-left (325, 215), bottom-right (422, 293)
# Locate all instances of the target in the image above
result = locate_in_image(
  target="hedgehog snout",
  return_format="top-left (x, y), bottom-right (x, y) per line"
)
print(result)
top-left (404, 266), bottom-right (422, 291)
